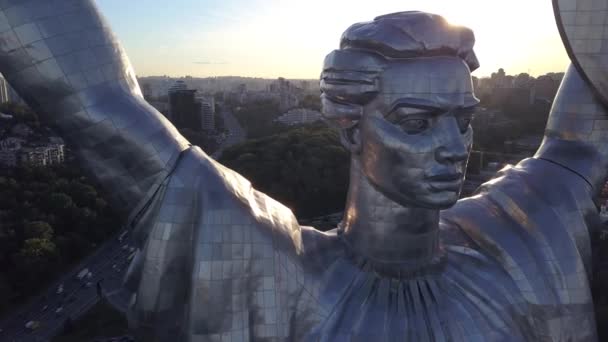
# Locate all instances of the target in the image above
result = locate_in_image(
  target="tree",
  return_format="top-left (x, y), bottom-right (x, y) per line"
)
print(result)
top-left (46, 192), bottom-right (74, 212)
top-left (65, 181), bottom-right (98, 207)
top-left (220, 122), bottom-right (350, 219)
top-left (300, 95), bottom-right (321, 111)
top-left (0, 275), bottom-right (14, 313)
top-left (0, 162), bottom-right (124, 312)
top-left (18, 238), bottom-right (57, 260)
top-left (0, 102), bottom-right (38, 125)
top-left (231, 99), bottom-right (284, 139)
top-left (23, 221), bottom-right (53, 240)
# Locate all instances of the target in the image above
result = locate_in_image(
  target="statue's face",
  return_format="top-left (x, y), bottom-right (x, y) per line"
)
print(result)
top-left (356, 57), bottom-right (478, 209)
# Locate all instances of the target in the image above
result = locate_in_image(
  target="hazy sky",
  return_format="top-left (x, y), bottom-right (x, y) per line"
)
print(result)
top-left (96, 0), bottom-right (570, 79)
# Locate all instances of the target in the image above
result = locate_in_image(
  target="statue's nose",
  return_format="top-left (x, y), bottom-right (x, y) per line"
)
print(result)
top-left (435, 117), bottom-right (469, 164)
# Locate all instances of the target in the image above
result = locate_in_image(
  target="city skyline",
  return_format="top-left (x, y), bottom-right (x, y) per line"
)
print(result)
top-left (96, 0), bottom-right (570, 79)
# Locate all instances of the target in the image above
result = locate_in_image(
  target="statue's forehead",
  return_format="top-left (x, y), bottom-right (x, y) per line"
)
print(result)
top-left (379, 57), bottom-right (477, 108)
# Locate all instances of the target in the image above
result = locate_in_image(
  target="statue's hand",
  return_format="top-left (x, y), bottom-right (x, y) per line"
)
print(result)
top-left (0, 1), bottom-right (189, 216)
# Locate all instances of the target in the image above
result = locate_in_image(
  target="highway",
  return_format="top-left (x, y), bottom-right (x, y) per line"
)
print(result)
top-left (0, 229), bottom-right (135, 342)
top-left (212, 106), bottom-right (247, 159)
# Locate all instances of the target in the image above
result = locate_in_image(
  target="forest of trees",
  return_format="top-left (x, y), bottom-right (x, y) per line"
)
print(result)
top-left (230, 99), bottom-right (286, 139)
top-left (219, 122), bottom-right (349, 219)
top-left (0, 105), bottom-right (124, 315)
top-left (0, 164), bottom-right (124, 315)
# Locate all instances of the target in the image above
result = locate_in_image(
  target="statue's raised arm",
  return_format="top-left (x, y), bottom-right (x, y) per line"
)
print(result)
top-left (536, 0), bottom-right (608, 192)
top-left (0, 0), bottom-right (189, 219)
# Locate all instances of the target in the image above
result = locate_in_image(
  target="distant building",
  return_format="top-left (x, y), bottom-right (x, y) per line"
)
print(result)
top-left (0, 75), bottom-right (9, 104)
top-left (490, 87), bottom-right (534, 107)
top-left (168, 80), bottom-right (188, 93)
top-left (141, 82), bottom-right (153, 100)
top-left (236, 83), bottom-right (247, 103)
top-left (0, 135), bottom-right (65, 168)
top-left (276, 108), bottom-right (322, 126)
top-left (18, 144), bottom-right (65, 167)
top-left (47, 144), bottom-right (65, 164)
top-left (19, 147), bottom-right (48, 166)
top-left (168, 81), bottom-right (215, 131)
top-left (300, 81), bottom-right (310, 91)
top-left (169, 88), bottom-right (200, 129)
top-left (0, 137), bottom-right (25, 150)
top-left (197, 95), bottom-right (215, 132)
top-left (269, 77), bottom-right (300, 111)
top-left (533, 75), bottom-right (560, 102)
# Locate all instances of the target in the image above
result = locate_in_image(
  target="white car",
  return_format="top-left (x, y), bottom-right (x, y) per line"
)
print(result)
top-left (56, 284), bottom-right (64, 295)
top-left (25, 321), bottom-right (40, 330)
top-left (76, 268), bottom-right (89, 281)
top-left (55, 307), bottom-right (63, 315)
top-left (118, 230), bottom-right (128, 242)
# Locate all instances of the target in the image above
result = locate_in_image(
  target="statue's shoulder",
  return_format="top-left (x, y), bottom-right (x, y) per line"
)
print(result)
top-left (176, 146), bottom-right (305, 258)
top-left (441, 156), bottom-right (596, 299)
top-left (443, 158), bottom-right (595, 255)
top-left (128, 146), bottom-right (323, 339)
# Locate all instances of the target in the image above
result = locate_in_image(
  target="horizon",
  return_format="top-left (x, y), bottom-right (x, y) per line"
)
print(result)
top-left (136, 71), bottom-right (565, 81)
top-left (96, 0), bottom-right (571, 79)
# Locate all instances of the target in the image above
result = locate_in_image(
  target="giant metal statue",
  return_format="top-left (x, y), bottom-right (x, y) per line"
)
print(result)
top-left (0, 0), bottom-right (605, 340)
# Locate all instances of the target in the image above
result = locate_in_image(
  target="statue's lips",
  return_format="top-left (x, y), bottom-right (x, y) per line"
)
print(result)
top-left (426, 173), bottom-right (462, 181)
top-left (426, 173), bottom-right (463, 191)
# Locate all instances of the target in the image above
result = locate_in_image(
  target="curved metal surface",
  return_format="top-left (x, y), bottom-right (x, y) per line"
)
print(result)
top-left (553, 0), bottom-right (608, 107)
top-left (0, 2), bottom-right (602, 341)
top-left (0, 0), bottom-right (190, 221)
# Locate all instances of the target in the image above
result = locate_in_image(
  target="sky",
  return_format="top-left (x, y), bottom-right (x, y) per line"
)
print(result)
top-left (96, 0), bottom-right (570, 79)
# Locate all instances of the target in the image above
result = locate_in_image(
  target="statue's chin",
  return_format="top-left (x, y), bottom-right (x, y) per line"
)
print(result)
top-left (375, 187), bottom-right (460, 210)
top-left (404, 191), bottom-right (461, 210)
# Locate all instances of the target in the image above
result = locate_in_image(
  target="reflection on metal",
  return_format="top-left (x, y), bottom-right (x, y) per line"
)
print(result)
top-left (554, 0), bottom-right (608, 107)
top-left (0, 2), bottom-right (601, 341)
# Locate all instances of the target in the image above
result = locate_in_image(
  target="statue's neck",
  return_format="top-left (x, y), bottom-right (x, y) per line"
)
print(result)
top-left (340, 159), bottom-right (442, 274)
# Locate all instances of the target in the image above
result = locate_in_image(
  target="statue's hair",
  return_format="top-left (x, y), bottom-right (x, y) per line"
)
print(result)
top-left (320, 11), bottom-right (479, 129)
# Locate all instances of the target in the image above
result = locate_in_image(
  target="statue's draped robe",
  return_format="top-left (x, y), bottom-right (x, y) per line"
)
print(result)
top-left (124, 146), bottom-right (599, 341)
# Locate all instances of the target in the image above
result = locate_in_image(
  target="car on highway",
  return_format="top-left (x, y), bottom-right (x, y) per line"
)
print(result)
top-left (24, 321), bottom-right (40, 330)
top-left (118, 230), bottom-right (128, 242)
top-left (77, 268), bottom-right (93, 284)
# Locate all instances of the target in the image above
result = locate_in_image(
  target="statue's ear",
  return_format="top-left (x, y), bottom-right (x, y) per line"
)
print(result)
top-left (339, 126), bottom-right (362, 154)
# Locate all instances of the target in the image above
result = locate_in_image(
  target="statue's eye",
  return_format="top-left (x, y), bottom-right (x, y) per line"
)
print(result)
top-left (401, 118), bottom-right (430, 134)
top-left (455, 111), bottom-right (475, 134)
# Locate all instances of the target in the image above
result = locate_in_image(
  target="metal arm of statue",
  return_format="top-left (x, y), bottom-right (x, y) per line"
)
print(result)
top-left (0, 0), bottom-right (190, 223)
top-left (535, 0), bottom-right (608, 194)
